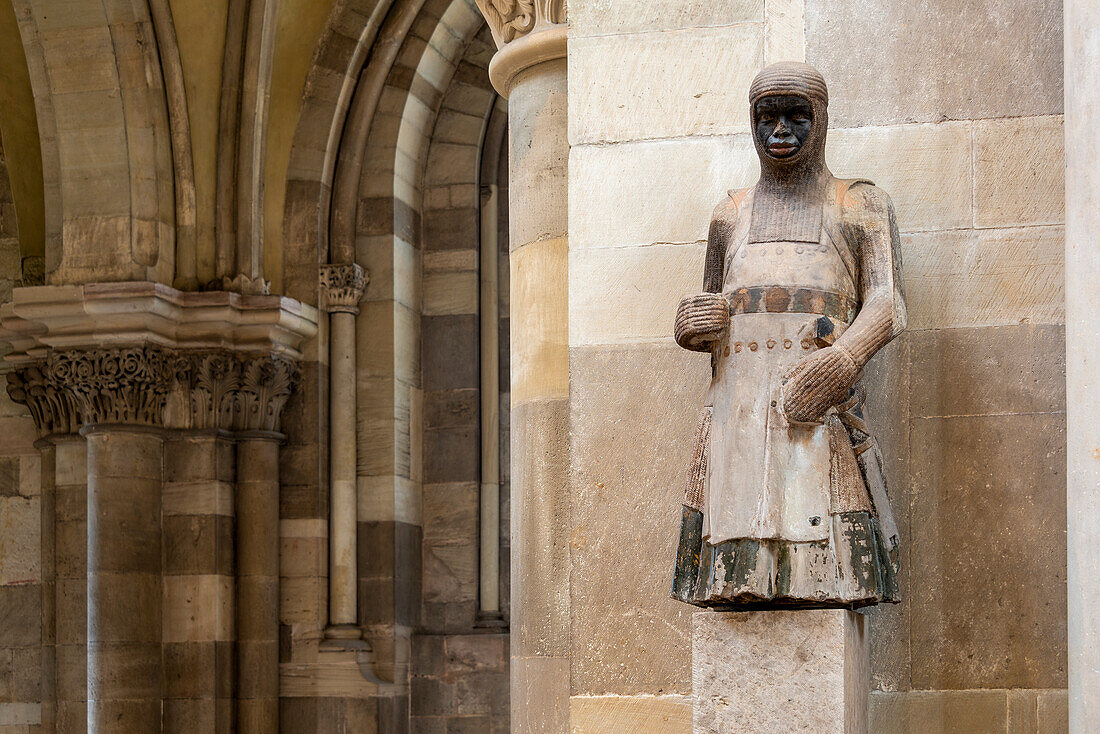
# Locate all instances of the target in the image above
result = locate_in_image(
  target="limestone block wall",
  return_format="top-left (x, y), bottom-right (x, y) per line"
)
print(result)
top-left (565, 0), bottom-right (1067, 731)
top-left (807, 1), bottom-right (1067, 730)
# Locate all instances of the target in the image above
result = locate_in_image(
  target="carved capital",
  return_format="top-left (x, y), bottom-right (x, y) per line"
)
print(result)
top-left (5, 362), bottom-right (81, 437)
top-left (167, 351), bottom-right (242, 430)
top-left (236, 355), bottom-right (299, 433)
top-left (319, 264), bottom-right (369, 314)
top-left (47, 347), bottom-right (173, 427)
top-left (166, 351), bottom-right (300, 433)
top-left (475, 0), bottom-right (566, 47)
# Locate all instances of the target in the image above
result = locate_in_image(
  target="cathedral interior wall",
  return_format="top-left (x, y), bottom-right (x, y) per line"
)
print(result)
top-left (0, 0), bottom-right (1072, 731)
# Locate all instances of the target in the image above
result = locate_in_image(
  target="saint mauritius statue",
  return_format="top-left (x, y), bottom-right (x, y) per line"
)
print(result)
top-left (671, 62), bottom-right (906, 611)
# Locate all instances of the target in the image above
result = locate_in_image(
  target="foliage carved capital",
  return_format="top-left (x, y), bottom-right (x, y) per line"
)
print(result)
top-left (319, 263), bottom-right (369, 314)
top-left (47, 347), bottom-right (174, 428)
top-left (5, 362), bottom-right (82, 437)
top-left (475, 0), bottom-right (566, 48)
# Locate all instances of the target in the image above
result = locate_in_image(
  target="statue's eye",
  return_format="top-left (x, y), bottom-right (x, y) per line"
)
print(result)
top-left (792, 113), bottom-right (810, 123)
top-left (759, 114), bottom-right (776, 124)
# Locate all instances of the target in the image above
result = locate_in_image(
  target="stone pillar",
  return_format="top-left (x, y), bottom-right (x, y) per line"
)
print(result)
top-left (474, 2), bottom-right (569, 730)
top-left (318, 263), bottom-right (369, 645)
top-left (83, 427), bottom-right (165, 732)
top-left (235, 355), bottom-right (298, 733)
top-left (48, 347), bottom-right (172, 733)
top-left (6, 361), bottom-right (85, 734)
top-left (53, 437), bottom-right (87, 734)
top-left (235, 434), bottom-right (280, 732)
top-left (161, 430), bottom-right (236, 733)
top-left (693, 611), bottom-right (869, 734)
top-left (1066, 2), bottom-right (1100, 730)
top-left (37, 438), bottom-right (56, 734)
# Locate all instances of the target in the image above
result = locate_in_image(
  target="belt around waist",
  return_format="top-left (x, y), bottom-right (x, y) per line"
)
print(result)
top-left (726, 286), bottom-right (858, 324)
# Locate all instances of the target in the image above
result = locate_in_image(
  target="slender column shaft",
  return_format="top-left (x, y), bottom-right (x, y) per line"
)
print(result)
top-left (84, 428), bottom-right (164, 733)
top-left (479, 181), bottom-right (502, 616)
top-left (1066, 1), bottom-right (1100, 730)
top-left (37, 440), bottom-right (56, 734)
top-left (319, 263), bottom-right (367, 645)
top-left (235, 434), bottom-right (280, 732)
top-left (329, 310), bottom-right (358, 628)
top-left (53, 437), bottom-right (87, 734)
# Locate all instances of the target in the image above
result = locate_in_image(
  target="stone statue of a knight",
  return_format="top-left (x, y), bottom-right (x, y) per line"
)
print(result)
top-left (670, 62), bottom-right (906, 610)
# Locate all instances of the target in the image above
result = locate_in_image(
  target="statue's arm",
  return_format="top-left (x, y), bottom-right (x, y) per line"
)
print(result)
top-left (833, 183), bottom-right (908, 368)
top-left (674, 198), bottom-right (736, 352)
top-left (781, 183), bottom-right (905, 423)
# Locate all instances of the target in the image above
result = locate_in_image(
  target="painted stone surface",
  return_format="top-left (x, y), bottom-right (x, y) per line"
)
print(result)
top-left (671, 63), bottom-right (906, 611)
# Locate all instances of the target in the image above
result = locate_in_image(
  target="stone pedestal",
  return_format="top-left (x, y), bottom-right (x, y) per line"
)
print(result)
top-left (692, 610), bottom-right (869, 734)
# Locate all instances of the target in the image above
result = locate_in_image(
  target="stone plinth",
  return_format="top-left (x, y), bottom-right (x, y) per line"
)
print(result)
top-left (692, 610), bottom-right (869, 734)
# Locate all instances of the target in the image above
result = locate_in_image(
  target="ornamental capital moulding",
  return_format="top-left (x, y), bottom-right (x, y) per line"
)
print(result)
top-left (319, 263), bottom-right (369, 314)
top-left (475, 0), bottom-right (566, 48)
top-left (7, 348), bottom-right (301, 436)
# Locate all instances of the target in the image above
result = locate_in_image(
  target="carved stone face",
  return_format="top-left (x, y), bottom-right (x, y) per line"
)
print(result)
top-left (753, 95), bottom-right (813, 159)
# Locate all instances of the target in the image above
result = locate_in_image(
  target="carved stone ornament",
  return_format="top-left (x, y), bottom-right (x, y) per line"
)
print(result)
top-left (164, 351), bottom-right (299, 432)
top-left (47, 346), bottom-right (173, 427)
top-left (669, 63), bottom-right (907, 612)
top-left (319, 263), bottom-right (369, 314)
top-left (7, 348), bottom-right (300, 435)
top-left (5, 364), bottom-right (81, 437)
top-left (475, 0), bottom-right (565, 47)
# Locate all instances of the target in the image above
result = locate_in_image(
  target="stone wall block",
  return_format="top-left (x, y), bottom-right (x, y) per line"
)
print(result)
top-left (508, 61), bottom-right (567, 247)
top-left (902, 227), bottom-right (1064, 329)
top-left (570, 135), bottom-right (757, 250)
top-left (569, 243), bottom-right (706, 346)
top-left (569, 343), bottom-right (708, 695)
top-left (826, 122), bottom-right (972, 232)
top-left (910, 325), bottom-right (1066, 419)
top-left (974, 116), bottom-right (1066, 229)
top-left (807, 0), bottom-right (1062, 126)
top-left (509, 239), bottom-right (568, 404)
top-left (511, 656), bottom-right (568, 734)
top-left (910, 413), bottom-right (1067, 690)
top-left (570, 0), bottom-right (761, 36)
top-left (569, 27), bottom-right (762, 145)
top-left (511, 399), bottom-right (570, 658)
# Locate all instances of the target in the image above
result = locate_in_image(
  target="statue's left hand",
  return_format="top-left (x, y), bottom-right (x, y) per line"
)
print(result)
top-left (780, 345), bottom-right (859, 423)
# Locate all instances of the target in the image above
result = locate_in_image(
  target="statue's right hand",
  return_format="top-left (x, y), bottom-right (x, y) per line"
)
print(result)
top-left (674, 293), bottom-right (729, 352)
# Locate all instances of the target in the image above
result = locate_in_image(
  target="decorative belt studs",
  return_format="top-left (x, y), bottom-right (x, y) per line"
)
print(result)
top-left (729, 338), bottom-right (807, 354)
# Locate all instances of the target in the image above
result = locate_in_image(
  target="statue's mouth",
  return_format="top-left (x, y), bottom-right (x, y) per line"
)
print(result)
top-left (767, 142), bottom-right (798, 157)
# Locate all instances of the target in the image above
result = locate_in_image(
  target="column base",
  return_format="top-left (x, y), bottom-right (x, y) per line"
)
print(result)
top-left (474, 611), bottom-right (508, 629)
top-left (692, 609), bottom-right (869, 734)
top-left (321, 624), bottom-right (373, 652)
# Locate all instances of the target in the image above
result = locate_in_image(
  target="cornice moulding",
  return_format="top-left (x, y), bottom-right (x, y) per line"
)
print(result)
top-left (0, 282), bottom-right (319, 362)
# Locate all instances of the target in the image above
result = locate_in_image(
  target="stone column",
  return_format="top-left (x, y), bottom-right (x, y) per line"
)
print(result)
top-left (693, 611), bottom-right (869, 734)
top-left (5, 364), bottom-right (85, 734)
top-left (318, 264), bottom-right (369, 645)
top-left (235, 434), bottom-right (280, 732)
top-left (53, 436), bottom-right (87, 734)
top-left (53, 348), bottom-right (172, 733)
top-left (235, 355), bottom-right (298, 733)
top-left (474, 2), bottom-right (569, 730)
top-left (1066, 2), bottom-right (1100, 730)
